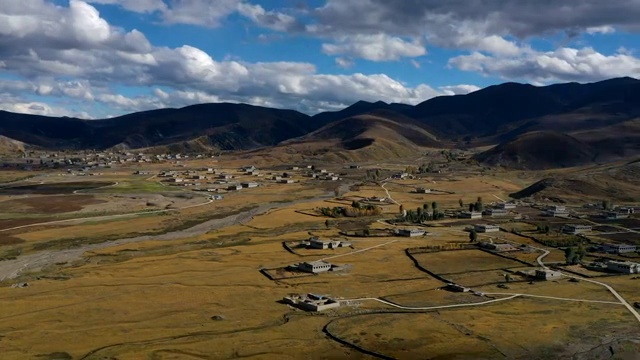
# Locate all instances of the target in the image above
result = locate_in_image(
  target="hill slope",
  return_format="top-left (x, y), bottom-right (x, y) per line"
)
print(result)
top-left (474, 131), bottom-right (597, 170)
top-left (275, 111), bottom-right (440, 162)
top-left (0, 103), bottom-right (318, 150)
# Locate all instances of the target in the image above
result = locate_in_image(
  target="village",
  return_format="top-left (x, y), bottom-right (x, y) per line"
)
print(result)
top-left (0, 150), bottom-right (638, 359)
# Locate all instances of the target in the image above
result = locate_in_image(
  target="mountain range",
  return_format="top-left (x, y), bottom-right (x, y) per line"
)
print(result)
top-left (2, 77), bottom-right (640, 169)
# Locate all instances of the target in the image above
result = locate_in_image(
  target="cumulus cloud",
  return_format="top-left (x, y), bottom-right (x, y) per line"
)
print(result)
top-left (1, 1), bottom-right (473, 117)
top-left (449, 47), bottom-right (640, 82)
top-left (322, 34), bottom-right (426, 61)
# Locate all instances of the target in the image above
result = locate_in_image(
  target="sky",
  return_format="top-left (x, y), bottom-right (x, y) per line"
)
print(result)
top-left (1, 1), bottom-right (640, 119)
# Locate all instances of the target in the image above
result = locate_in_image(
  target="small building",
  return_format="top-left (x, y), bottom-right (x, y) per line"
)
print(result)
top-left (309, 238), bottom-right (347, 249)
top-left (607, 261), bottom-right (640, 274)
top-left (298, 261), bottom-right (333, 273)
top-left (479, 242), bottom-right (518, 252)
top-left (349, 165), bottom-right (361, 169)
top-left (446, 283), bottom-right (470, 292)
top-left (396, 229), bottom-right (426, 237)
top-left (415, 188), bottom-right (431, 194)
top-left (211, 195), bottom-right (224, 200)
top-left (460, 211), bottom-right (483, 219)
top-left (283, 294), bottom-right (340, 312)
top-left (603, 243), bottom-right (637, 254)
top-left (483, 208), bottom-right (509, 217)
top-left (562, 224), bottom-right (592, 235)
top-left (474, 224), bottom-right (500, 233)
top-left (605, 211), bottom-right (630, 220)
top-left (227, 184), bottom-right (243, 191)
top-left (366, 196), bottom-right (387, 203)
top-left (278, 179), bottom-right (294, 184)
top-left (218, 174), bottom-right (233, 180)
top-left (240, 166), bottom-right (256, 172)
top-left (497, 202), bottom-right (516, 210)
top-left (241, 182), bottom-right (259, 188)
top-left (535, 269), bottom-right (562, 281)
top-left (392, 172), bottom-right (409, 179)
top-left (545, 205), bottom-right (569, 217)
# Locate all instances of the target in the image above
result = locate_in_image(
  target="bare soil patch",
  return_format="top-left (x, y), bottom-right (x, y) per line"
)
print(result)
top-left (0, 195), bottom-right (106, 214)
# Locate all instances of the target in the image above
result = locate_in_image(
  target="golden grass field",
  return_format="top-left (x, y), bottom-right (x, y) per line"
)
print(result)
top-left (0, 159), bottom-right (638, 359)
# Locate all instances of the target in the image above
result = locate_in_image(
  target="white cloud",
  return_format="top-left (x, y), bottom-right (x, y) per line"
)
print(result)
top-left (335, 57), bottom-right (354, 69)
top-left (439, 84), bottom-right (481, 95)
top-left (449, 47), bottom-right (640, 82)
top-left (322, 34), bottom-right (426, 61)
top-left (236, 3), bottom-right (301, 31)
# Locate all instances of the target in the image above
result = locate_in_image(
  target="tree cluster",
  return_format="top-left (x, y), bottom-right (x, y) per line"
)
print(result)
top-left (364, 168), bottom-right (382, 181)
top-left (565, 245), bottom-right (587, 265)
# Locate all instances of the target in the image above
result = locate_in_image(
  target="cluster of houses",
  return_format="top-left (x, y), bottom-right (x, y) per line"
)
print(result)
top-left (307, 168), bottom-right (340, 181)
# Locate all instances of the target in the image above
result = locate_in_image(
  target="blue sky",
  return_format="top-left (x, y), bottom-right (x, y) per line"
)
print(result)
top-left (1, 0), bottom-right (640, 118)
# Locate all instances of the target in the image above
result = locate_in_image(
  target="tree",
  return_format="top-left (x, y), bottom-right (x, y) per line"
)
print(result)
top-left (417, 207), bottom-right (423, 217)
top-left (363, 229), bottom-right (370, 237)
top-left (565, 247), bottom-right (578, 265)
top-left (351, 201), bottom-right (361, 209)
top-left (325, 219), bottom-right (330, 228)
top-left (469, 203), bottom-right (475, 213)
top-left (544, 225), bottom-right (550, 234)
top-left (423, 203), bottom-right (429, 210)
top-left (459, 199), bottom-right (464, 208)
top-left (431, 201), bottom-right (438, 211)
top-left (399, 204), bottom-right (404, 214)
top-left (469, 229), bottom-right (478, 242)
top-left (474, 200), bottom-right (484, 212)
top-left (505, 274), bottom-right (512, 283)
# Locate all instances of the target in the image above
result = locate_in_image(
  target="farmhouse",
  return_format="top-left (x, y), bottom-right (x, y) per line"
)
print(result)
top-left (308, 238), bottom-right (350, 249)
top-left (474, 224), bottom-right (500, 233)
top-left (545, 205), bottom-right (569, 217)
top-left (298, 261), bottom-right (333, 273)
top-left (460, 211), bottom-right (483, 219)
top-left (607, 261), bottom-right (640, 274)
top-left (392, 172), bottom-right (409, 179)
top-left (535, 269), bottom-right (562, 281)
top-left (227, 184), bottom-right (243, 191)
top-left (446, 283), bottom-right (471, 292)
top-left (603, 243), bottom-right (637, 254)
top-left (483, 208), bottom-right (509, 217)
top-left (562, 224), bottom-right (592, 234)
top-left (241, 182), bottom-right (259, 188)
top-left (605, 211), bottom-right (630, 220)
top-left (497, 202), bottom-right (517, 209)
top-left (283, 294), bottom-right (340, 312)
top-left (278, 179), bottom-right (295, 184)
top-left (479, 242), bottom-right (518, 252)
top-left (396, 229), bottom-right (426, 237)
top-left (415, 188), bottom-right (431, 194)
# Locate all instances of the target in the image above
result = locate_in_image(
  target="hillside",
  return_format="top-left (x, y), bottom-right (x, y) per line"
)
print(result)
top-left (474, 131), bottom-right (597, 170)
top-left (510, 160), bottom-right (640, 202)
top-left (273, 112), bottom-right (440, 162)
top-left (0, 104), bottom-right (318, 151)
top-left (0, 135), bottom-right (25, 155)
top-left (1, 77), bottom-right (640, 163)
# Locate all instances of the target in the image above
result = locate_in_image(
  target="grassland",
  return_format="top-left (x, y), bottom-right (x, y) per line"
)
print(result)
top-left (0, 160), bottom-right (638, 359)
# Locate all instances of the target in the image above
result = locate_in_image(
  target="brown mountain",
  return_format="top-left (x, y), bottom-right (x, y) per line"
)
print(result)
top-left (474, 131), bottom-right (597, 170)
top-left (1, 77), bottom-right (640, 167)
top-left (276, 110), bottom-right (440, 162)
